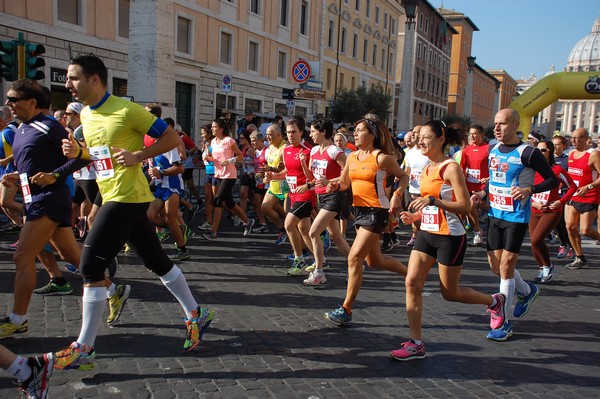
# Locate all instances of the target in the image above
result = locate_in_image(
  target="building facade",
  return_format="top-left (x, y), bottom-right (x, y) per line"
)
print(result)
top-left (487, 69), bottom-right (518, 113)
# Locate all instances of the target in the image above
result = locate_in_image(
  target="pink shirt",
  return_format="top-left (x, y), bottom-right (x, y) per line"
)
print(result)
top-left (211, 136), bottom-right (237, 179)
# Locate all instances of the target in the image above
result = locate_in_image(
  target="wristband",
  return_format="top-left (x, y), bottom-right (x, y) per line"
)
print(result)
top-left (228, 157), bottom-right (236, 164)
top-left (76, 148), bottom-right (83, 159)
top-left (307, 182), bottom-right (312, 190)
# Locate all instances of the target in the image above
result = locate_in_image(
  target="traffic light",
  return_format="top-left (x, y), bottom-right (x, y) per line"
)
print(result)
top-left (23, 42), bottom-right (45, 80)
top-left (0, 40), bottom-right (18, 81)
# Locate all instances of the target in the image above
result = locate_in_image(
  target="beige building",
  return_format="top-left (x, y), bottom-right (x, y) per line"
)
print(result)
top-left (487, 69), bottom-right (518, 113)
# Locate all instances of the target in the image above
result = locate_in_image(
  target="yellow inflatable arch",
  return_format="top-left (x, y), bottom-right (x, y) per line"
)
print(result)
top-left (510, 71), bottom-right (600, 136)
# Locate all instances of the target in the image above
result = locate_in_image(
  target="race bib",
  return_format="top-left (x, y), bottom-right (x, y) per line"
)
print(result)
top-left (88, 145), bottom-right (114, 180)
top-left (19, 173), bottom-right (32, 204)
top-left (531, 191), bottom-right (550, 205)
top-left (489, 186), bottom-right (514, 211)
top-left (466, 168), bottom-right (481, 183)
top-left (420, 205), bottom-right (440, 232)
top-left (313, 159), bottom-right (328, 180)
top-left (286, 175), bottom-right (298, 192)
top-left (491, 171), bottom-right (506, 184)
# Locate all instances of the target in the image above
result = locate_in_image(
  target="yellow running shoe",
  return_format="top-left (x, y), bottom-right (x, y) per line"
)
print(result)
top-left (53, 342), bottom-right (95, 370)
top-left (107, 284), bottom-right (131, 326)
top-left (183, 307), bottom-right (215, 352)
top-left (0, 316), bottom-right (28, 339)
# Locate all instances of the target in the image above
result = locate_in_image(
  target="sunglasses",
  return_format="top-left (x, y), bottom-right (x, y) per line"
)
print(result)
top-left (539, 148), bottom-right (548, 153)
top-left (6, 96), bottom-right (28, 103)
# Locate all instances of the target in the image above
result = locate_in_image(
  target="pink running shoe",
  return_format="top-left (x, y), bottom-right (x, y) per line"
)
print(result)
top-left (487, 293), bottom-right (506, 330)
top-left (9, 241), bottom-right (18, 249)
top-left (390, 340), bottom-right (426, 361)
top-left (566, 248), bottom-right (575, 259)
top-left (406, 236), bottom-right (416, 246)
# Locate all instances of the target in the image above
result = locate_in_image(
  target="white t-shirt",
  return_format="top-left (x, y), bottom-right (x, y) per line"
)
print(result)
top-left (404, 147), bottom-right (430, 195)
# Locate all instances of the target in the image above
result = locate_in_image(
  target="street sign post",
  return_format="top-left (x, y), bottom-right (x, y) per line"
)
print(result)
top-left (221, 75), bottom-right (232, 93)
top-left (292, 60), bottom-right (311, 84)
top-left (293, 88), bottom-right (326, 100)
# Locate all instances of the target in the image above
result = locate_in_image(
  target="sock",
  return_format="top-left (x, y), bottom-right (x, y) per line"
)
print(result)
top-left (578, 255), bottom-right (587, 262)
top-left (314, 268), bottom-right (324, 275)
top-left (9, 313), bottom-right (26, 326)
top-left (499, 278), bottom-right (514, 323)
top-left (411, 339), bottom-right (423, 346)
top-left (8, 356), bottom-right (31, 382)
top-left (489, 296), bottom-right (497, 309)
top-left (77, 287), bottom-right (106, 348)
top-left (178, 245), bottom-right (187, 252)
top-left (51, 276), bottom-right (67, 285)
top-left (159, 266), bottom-right (198, 320)
top-left (294, 256), bottom-right (305, 261)
top-left (514, 270), bottom-right (530, 296)
top-left (106, 283), bottom-right (116, 298)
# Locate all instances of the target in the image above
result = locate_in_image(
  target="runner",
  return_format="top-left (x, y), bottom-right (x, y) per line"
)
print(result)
top-left (391, 120), bottom-right (505, 361)
top-left (324, 117), bottom-right (408, 326)
top-left (0, 344), bottom-right (53, 399)
top-left (403, 125), bottom-right (429, 246)
top-left (198, 124), bottom-right (215, 231)
top-left (249, 131), bottom-right (269, 232)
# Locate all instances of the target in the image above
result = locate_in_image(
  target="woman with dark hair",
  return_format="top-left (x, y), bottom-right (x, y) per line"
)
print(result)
top-left (238, 130), bottom-right (256, 219)
top-left (323, 117), bottom-right (409, 325)
top-left (301, 118), bottom-right (350, 285)
top-left (392, 120), bottom-right (504, 361)
top-left (200, 118), bottom-right (255, 241)
top-left (528, 139), bottom-right (576, 283)
top-left (198, 124), bottom-right (216, 231)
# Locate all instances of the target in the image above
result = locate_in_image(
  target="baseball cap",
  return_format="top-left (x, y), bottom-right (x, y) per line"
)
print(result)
top-left (396, 131), bottom-right (406, 140)
top-left (66, 102), bottom-right (84, 114)
top-left (528, 131), bottom-right (542, 141)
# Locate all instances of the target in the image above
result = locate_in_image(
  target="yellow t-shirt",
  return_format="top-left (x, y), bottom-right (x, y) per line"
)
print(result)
top-left (81, 94), bottom-right (158, 203)
top-left (266, 140), bottom-right (287, 195)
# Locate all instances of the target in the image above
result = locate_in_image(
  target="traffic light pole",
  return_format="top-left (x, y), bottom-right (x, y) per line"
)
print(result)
top-left (17, 32), bottom-right (25, 79)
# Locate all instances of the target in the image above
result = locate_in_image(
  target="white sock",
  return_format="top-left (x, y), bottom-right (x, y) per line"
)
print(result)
top-left (514, 270), bottom-right (530, 296)
top-left (159, 266), bottom-right (198, 320)
top-left (77, 287), bottom-right (106, 348)
top-left (9, 313), bottom-right (27, 326)
top-left (8, 356), bottom-right (31, 382)
top-left (499, 278), bottom-right (515, 323)
top-left (106, 283), bottom-right (116, 298)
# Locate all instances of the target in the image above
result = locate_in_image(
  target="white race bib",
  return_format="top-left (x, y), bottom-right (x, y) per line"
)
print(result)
top-left (420, 205), bottom-right (440, 232)
top-left (88, 145), bottom-right (114, 181)
top-left (489, 185), bottom-right (514, 211)
top-left (19, 173), bottom-right (32, 204)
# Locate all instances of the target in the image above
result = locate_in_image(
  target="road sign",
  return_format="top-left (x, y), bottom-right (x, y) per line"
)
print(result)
top-left (292, 60), bottom-right (311, 84)
top-left (221, 75), bottom-right (232, 93)
top-left (293, 88), bottom-right (326, 100)
top-left (282, 88), bottom-right (295, 99)
top-left (286, 99), bottom-right (295, 108)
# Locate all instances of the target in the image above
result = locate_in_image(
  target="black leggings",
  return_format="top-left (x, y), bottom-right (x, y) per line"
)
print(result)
top-left (80, 201), bottom-right (173, 283)
top-left (214, 178), bottom-right (236, 208)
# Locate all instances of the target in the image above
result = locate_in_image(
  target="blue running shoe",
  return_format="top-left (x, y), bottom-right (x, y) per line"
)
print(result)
top-left (513, 282), bottom-right (540, 318)
top-left (287, 248), bottom-right (310, 261)
top-left (321, 230), bottom-right (331, 252)
top-left (486, 321), bottom-right (513, 341)
top-left (275, 231), bottom-right (288, 245)
top-left (325, 306), bottom-right (352, 326)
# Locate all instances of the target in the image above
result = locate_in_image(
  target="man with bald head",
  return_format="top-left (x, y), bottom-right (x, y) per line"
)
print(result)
top-left (472, 108), bottom-right (558, 341)
top-left (564, 128), bottom-right (600, 269)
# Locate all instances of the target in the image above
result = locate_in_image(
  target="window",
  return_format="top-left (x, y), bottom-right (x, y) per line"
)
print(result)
top-left (351, 76), bottom-right (356, 90)
top-left (277, 51), bottom-right (287, 79)
top-left (363, 39), bottom-right (368, 62)
top-left (339, 72), bottom-right (345, 89)
top-left (352, 33), bottom-right (358, 58)
top-left (384, 12), bottom-right (388, 30)
top-left (328, 20), bottom-right (334, 47)
top-left (326, 68), bottom-right (332, 90)
top-left (366, 0), bottom-right (370, 18)
top-left (391, 18), bottom-right (396, 34)
top-left (112, 77), bottom-right (128, 97)
top-left (375, 6), bottom-right (379, 24)
top-left (372, 43), bottom-right (377, 66)
top-left (341, 27), bottom-right (347, 53)
top-left (248, 41), bottom-right (259, 72)
top-left (177, 16), bottom-right (191, 54)
top-left (300, 1), bottom-right (308, 35)
top-left (250, 0), bottom-right (260, 14)
top-left (117, 0), bottom-right (130, 38)
top-left (58, 0), bottom-right (81, 25)
top-left (220, 31), bottom-right (232, 64)
top-left (355, 0), bottom-right (360, 12)
top-left (280, 0), bottom-right (289, 27)
top-left (381, 48), bottom-right (385, 70)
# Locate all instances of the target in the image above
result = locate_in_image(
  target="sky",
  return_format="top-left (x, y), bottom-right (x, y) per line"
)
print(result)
top-left (433, 0), bottom-right (600, 81)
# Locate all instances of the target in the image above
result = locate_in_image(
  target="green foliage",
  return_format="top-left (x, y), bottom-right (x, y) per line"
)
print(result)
top-left (329, 85), bottom-right (392, 123)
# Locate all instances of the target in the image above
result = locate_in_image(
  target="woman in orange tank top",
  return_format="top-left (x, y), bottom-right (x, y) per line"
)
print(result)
top-left (391, 120), bottom-right (504, 361)
top-left (323, 116), bottom-right (409, 327)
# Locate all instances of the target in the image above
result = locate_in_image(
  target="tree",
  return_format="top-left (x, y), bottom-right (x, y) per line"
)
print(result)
top-left (329, 85), bottom-right (393, 123)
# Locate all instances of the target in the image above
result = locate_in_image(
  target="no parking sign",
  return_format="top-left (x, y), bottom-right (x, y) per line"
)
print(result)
top-left (222, 75), bottom-right (232, 93)
top-left (292, 60), bottom-right (311, 84)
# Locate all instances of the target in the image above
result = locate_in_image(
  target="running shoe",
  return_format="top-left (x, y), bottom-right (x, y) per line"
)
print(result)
top-left (565, 257), bottom-right (587, 270)
top-left (107, 257), bottom-right (118, 278)
top-left (566, 248), bottom-right (575, 259)
top-left (389, 340), bottom-right (426, 361)
top-left (287, 258), bottom-right (308, 276)
top-left (406, 236), bottom-right (416, 246)
top-left (486, 293), bottom-right (506, 330)
top-left (464, 222), bottom-right (473, 233)
top-left (392, 234), bottom-right (401, 247)
top-left (486, 321), bottom-right (513, 342)
top-left (287, 248), bottom-right (310, 261)
top-left (0, 223), bottom-right (21, 233)
top-left (8, 240), bottom-right (18, 249)
top-left (33, 280), bottom-right (73, 296)
top-left (107, 284), bottom-right (131, 326)
top-left (197, 221), bottom-right (212, 231)
top-left (473, 230), bottom-right (483, 245)
top-left (252, 224), bottom-right (269, 233)
top-left (0, 316), bottom-right (28, 339)
top-left (303, 270), bottom-right (327, 286)
top-left (540, 265), bottom-right (554, 283)
top-left (65, 264), bottom-right (80, 274)
top-left (243, 218), bottom-right (255, 236)
top-left (16, 353), bottom-right (54, 399)
top-left (556, 246), bottom-right (568, 259)
top-left (156, 230), bottom-right (170, 242)
top-left (321, 230), bottom-right (331, 252)
top-left (533, 269), bottom-right (544, 283)
top-left (381, 235), bottom-right (394, 252)
top-left (53, 342), bottom-right (96, 370)
top-left (232, 215), bottom-right (242, 227)
top-left (169, 249), bottom-right (191, 262)
top-left (513, 282), bottom-right (539, 318)
top-left (305, 259), bottom-right (330, 273)
top-left (181, 224), bottom-right (195, 244)
top-left (184, 204), bottom-right (200, 222)
top-left (76, 216), bottom-right (87, 239)
top-left (183, 307), bottom-right (215, 352)
top-left (324, 306), bottom-right (352, 326)
top-left (275, 231), bottom-right (288, 245)
top-left (200, 231), bottom-right (218, 242)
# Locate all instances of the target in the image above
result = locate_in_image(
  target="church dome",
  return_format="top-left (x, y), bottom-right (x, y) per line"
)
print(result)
top-left (566, 16), bottom-right (600, 72)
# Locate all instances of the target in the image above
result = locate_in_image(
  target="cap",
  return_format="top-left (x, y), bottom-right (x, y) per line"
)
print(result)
top-left (66, 102), bottom-right (84, 114)
top-left (396, 131), bottom-right (406, 140)
top-left (528, 131), bottom-right (542, 141)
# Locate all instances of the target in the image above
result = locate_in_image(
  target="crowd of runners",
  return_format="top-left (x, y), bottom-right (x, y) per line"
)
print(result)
top-left (0, 54), bottom-right (598, 398)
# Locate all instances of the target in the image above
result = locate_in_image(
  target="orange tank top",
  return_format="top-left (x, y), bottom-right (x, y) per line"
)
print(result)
top-left (348, 150), bottom-right (389, 208)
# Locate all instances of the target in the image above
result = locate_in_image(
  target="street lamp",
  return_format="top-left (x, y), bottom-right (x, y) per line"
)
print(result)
top-left (464, 55), bottom-right (476, 118)
top-left (403, 0), bottom-right (418, 27)
top-left (396, 0), bottom-right (419, 131)
top-left (467, 55), bottom-right (476, 72)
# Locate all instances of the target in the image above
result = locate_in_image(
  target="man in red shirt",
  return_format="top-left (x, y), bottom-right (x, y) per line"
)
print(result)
top-left (564, 128), bottom-right (600, 269)
top-left (460, 125), bottom-right (489, 245)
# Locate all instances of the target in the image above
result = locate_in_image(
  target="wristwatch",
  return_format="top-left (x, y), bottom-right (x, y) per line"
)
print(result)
top-left (52, 172), bottom-right (61, 180)
top-left (428, 196), bottom-right (435, 206)
top-left (588, 184), bottom-right (594, 190)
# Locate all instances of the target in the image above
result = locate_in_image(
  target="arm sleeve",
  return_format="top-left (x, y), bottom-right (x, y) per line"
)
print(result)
top-left (523, 147), bottom-right (558, 193)
top-left (557, 167), bottom-right (578, 205)
top-left (52, 158), bottom-right (92, 179)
